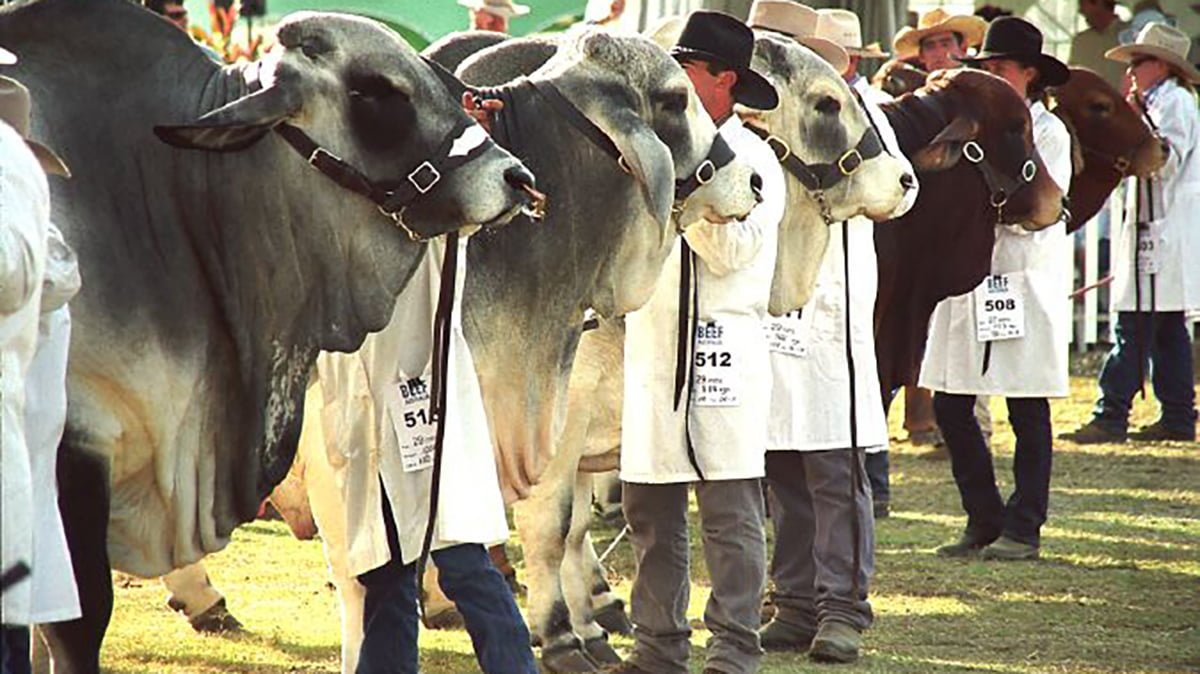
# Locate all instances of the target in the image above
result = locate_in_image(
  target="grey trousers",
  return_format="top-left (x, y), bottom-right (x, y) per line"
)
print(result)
top-left (765, 450), bottom-right (874, 633)
top-left (622, 479), bottom-right (766, 674)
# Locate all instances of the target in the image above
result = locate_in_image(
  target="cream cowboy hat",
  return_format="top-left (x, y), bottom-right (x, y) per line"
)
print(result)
top-left (457, 0), bottom-right (530, 18)
top-left (892, 8), bottom-right (987, 59)
top-left (1106, 22), bottom-right (1200, 83)
top-left (747, 0), bottom-right (849, 74)
top-left (816, 8), bottom-right (888, 59)
top-left (0, 76), bottom-right (70, 177)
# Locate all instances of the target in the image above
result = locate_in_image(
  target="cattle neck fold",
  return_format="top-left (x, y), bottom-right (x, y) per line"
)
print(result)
top-left (744, 123), bottom-right (883, 225)
top-left (274, 118), bottom-right (496, 241)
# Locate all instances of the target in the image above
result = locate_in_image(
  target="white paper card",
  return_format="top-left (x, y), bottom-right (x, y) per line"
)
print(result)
top-left (386, 375), bottom-right (438, 472)
top-left (1136, 224), bottom-right (1161, 274)
top-left (692, 320), bottom-right (741, 407)
top-left (765, 311), bottom-right (808, 358)
top-left (974, 273), bottom-right (1025, 342)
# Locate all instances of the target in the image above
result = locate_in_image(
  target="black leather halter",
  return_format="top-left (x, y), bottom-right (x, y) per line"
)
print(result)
top-left (275, 117), bottom-right (496, 241)
top-left (958, 138), bottom-right (1041, 224)
top-left (746, 123), bottom-right (883, 224)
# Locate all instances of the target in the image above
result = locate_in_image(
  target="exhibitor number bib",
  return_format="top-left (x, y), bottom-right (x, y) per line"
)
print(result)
top-left (1136, 223), bottom-right (1161, 274)
top-left (765, 311), bottom-right (808, 358)
top-left (974, 273), bottom-right (1025, 342)
top-left (692, 320), bottom-right (741, 407)
top-left (385, 372), bottom-right (438, 472)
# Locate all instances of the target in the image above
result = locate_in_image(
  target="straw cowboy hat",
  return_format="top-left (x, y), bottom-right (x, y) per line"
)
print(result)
top-left (892, 8), bottom-right (987, 59)
top-left (958, 16), bottom-right (1070, 87)
top-left (747, 0), bottom-right (849, 74)
top-left (1106, 22), bottom-right (1200, 83)
top-left (457, 0), bottom-right (530, 18)
top-left (0, 76), bottom-right (70, 177)
top-left (673, 10), bottom-right (781, 110)
top-left (816, 8), bottom-right (888, 59)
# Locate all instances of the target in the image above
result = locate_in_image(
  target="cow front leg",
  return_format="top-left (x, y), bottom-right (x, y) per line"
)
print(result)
top-left (584, 526), bottom-right (632, 637)
top-left (39, 445), bottom-right (111, 674)
top-left (514, 479), bottom-right (596, 673)
top-left (161, 561), bottom-right (243, 633)
top-left (561, 472), bottom-right (622, 666)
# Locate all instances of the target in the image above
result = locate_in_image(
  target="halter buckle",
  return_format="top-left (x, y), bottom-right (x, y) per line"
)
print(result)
top-left (1114, 156), bottom-right (1131, 175)
top-left (1021, 159), bottom-right (1037, 183)
top-left (837, 148), bottom-right (864, 176)
top-left (408, 161), bottom-right (441, 194)
top-left (766, 135), bottom-right (792, 162)
top-left (962, 141), bottom-right (985, 164)
top-left (695, 159), bottom-right (716, 186)
top-left (990, 190), bottom-right (1009, 208)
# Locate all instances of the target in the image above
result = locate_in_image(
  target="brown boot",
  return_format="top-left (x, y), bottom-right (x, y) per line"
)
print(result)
top-left (1129, 420), bottom-right (1195, 442)
top-left (1059, 420), bottom-right (1127, 444)
top-left (809, 621), bottom-right (862, 663)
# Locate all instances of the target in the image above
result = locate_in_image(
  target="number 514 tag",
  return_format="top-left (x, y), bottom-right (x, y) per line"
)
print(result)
top-left (386, 375), bottom-right (438, 472)
top-left (974, 274), bottom-right (1025, 342)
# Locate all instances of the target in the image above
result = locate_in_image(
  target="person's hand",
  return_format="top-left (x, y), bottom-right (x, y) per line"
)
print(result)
top-left (462, 92), bottom-right (503, 134)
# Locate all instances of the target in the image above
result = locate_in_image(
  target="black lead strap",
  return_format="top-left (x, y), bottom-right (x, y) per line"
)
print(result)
top-left (416, 231), bottom-right (459, 617)
top-left (840, 221), bottom-right (864, 599)
top-left (674, 241), bottom-right (705, 481)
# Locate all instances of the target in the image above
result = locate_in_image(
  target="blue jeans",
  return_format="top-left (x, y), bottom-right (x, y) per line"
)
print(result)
top-left (1093, 311), bottom-right (1197, 432)
top-left (864, 451), bottom-right (889, 506)
top-left (1, 626), bottom-right (30, 674)
top-left (355, 496), bottom-right (537, 674)
top-left (934, 394), bottom-right (1053, 546)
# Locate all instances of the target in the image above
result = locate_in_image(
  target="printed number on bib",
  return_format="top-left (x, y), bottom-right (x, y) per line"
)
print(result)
top-left (1136, 224), bottom-right (1161, 274)
top-left (692, 320), bottom-right (741, 407)
top-left (974, 274), bottom-right (1025, 342)
top-left (766, 311), bottom-right (808, 358)
top-left (386, 375), bottom-right (438, 472)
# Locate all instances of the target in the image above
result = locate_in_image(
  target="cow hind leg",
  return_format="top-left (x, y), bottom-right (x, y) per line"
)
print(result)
top-left (161, 561), bottom-right (243, 633)
top-left (513, 480), bottom-right (596, 673)
top-left (584, 527), bottom-right (632, 637)
top-left (562, 473), bottom-right (621, 666)
top-left (39, 444), bottom-right (112, 674)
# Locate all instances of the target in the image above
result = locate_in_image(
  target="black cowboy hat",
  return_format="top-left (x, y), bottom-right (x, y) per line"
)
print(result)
top-left (671, 10), bottom-right (779, 110)
top-left (957, 16), bottom-right (1070, 87)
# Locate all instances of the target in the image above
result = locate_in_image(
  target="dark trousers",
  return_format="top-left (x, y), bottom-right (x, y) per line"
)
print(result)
top-left (1094, 311), bottom-right (1197, 432)
top-left (864, 452), bottom-right (888, 506)
top-left (1, 627), bottom-right (30, 674)
top-left (355, 497), bottom-right (537, 674)
top-left (933, 394), bottom-right (1053, 546)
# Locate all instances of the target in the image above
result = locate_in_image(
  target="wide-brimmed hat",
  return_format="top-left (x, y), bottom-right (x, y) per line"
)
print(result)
top-left (957, 17), bottom-right (1070, 87)
top-left (816, 8), bottom-right (888, 59)
top-left (457, 0), bottom-right (529, 18)
top-left (673, 10), bottom-right (780, 110)
top-left (1107, 22), bottom-right (1200, 83)
top-left (0, 76), bottom-right (69, 177)
top-left (892, 8), bottom-right (987, 59)
top-left (747, 1), bottom-right (849, 73)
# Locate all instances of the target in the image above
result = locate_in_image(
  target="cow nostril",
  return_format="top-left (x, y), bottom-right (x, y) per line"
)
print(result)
top-left (899, 173), bottom-right (915, 191)
top-left (504, 165), bottom-right (536, 191)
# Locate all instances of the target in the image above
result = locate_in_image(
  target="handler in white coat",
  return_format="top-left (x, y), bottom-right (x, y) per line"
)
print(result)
top-left (1064, 23), bottom-right (1200, 444)
top-left (619, 11), bottom-right (783, 674)
top-left (755, 6), bottom-right (917, 664)
top-left (314, 232), bottom-right (536, 674)
top-left (921, 18), bottom-right (1073, 562)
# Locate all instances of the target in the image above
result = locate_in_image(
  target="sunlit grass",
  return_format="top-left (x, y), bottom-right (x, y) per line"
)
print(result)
top-left (98, 374), bottom-right (1200, 673)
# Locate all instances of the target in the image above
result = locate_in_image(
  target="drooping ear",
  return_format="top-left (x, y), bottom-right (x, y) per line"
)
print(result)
top-left (911, 115), bottom-right (980, 172)
top-left (1054, 109), bottom-right (1086, 176)
top-left (605, 109), bottom-right (675, 228)
top-left (154, 84), bottom-right (302, 152)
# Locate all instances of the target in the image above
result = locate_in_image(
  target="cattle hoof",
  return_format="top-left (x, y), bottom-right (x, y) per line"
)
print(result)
top-left (583, 636), bottom-right (623, 666)
top-left (593, 600), bottom-right (633, 636)
top-left (541, 643), bottom-right (600, 673)
top-left (422, 607), bottom-right (465, 630)
top-left (188, 599), bottom-right (244, 634)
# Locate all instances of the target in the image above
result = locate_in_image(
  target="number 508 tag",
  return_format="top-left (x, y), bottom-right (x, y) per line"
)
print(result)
top-left (974, 274), bottom-right (1025, 342)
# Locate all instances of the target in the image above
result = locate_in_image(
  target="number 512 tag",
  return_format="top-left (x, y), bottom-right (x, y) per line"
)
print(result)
top-left (974, 274), bottom-right (1025, 342)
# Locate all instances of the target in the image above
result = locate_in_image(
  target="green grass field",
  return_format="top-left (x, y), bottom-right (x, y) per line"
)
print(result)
top-left (100, 375), bottom-right (1199, 674)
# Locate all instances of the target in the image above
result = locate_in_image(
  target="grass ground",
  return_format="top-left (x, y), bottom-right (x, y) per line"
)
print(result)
top-left (100, 375), bottom-right (1199, 673)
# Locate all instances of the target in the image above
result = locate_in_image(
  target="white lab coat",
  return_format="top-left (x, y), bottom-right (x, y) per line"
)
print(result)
top-left (316, 235), bottom-right (508, 577)
top-left (1111, 78), bottom-right (1200, 312)
top-left (1, 122), bottom-right (50, 625)
top-left (621, 117), bottom-right (785, 484)
top-left (767, 76), bottom-right (917, 453)
top-left (919, 101), bottom-right (1073, 398)
top-left (24, 223), bottom-right (82, 623)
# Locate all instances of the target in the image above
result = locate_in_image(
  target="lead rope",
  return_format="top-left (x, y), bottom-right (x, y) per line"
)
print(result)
top-left (673, 242), bottom-right (704, 481)
top-left (1134, 177), bottom-right (1148, 400)
top-left (841, 221), bottom-right (864, 601)
top-left (416, 231), bottom-right (459, 617)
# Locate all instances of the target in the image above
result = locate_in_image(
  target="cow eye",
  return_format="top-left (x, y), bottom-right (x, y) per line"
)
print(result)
top-left (654, 91), bottom-right (688, 114)
top-left (298, 36), bottom-right (332, 59)
top-left (348, 74), bottom-right (401, 101)
top-left (1088, 100), bottom-right (1111, 115)
top-left (815, 95), bottom-right (840, 116)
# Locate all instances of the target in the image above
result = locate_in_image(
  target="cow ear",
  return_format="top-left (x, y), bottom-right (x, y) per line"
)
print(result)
top-left (911, 115), bottom-right (979, 172)
top-left (607, 110), bottom-right (675, 228)
top-left (154, 85), bottom-right (302, 152)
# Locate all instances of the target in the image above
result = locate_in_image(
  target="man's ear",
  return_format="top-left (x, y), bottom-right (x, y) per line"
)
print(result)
top-left (911, 115), bottom-right (980, 172)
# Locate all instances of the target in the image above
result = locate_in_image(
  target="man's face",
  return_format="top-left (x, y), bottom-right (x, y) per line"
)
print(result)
top-left (918, 31), bottom-right (965, 71)
top-left (1128, 55), bottom-right (1169, 94)
top-left (1078, 0), bottom-right (1106, 27)
top-left (680, 59), bottom-right (736, 121)
top-left (162, 1), bottom-right (188, 31)
top-left (979, 58), bottom-right (1038, 99)
top-left (471, 9), bottom-right (509, 33)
